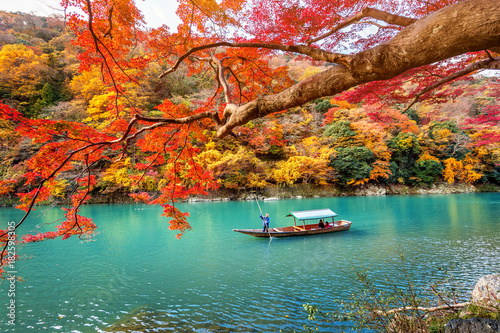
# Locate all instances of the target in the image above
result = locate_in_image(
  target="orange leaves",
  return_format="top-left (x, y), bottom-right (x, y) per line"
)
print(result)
top-left (366, 106), bottom-right (419, 135)
top-left (21, 214), bottom-right (97, 243)
top-left (0, 180), bottom-right (17, 196)
top-left (16, 187), bottom-right (50, 212)
top-left (64, 0), bottom-right (147, 80)
top-left (369, 160), bottom-right (392, 181)
top-left (161, 204), bottom-right (191, 239)
top-left (130, 192), bottom-right (152, 203)
top-left (155, 99), bottom-right (192, 118)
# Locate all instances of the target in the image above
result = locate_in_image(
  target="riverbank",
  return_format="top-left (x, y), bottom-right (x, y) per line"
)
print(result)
top-left (0, 182), bottom-right (498, 207)
top-left (190, 182), bottom-right (499, 202)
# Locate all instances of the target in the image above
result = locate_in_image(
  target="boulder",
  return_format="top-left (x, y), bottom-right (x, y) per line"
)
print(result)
top-left (445, 317), bottom-right (500, 333)
top-left (472, 274), bottom-right (500, 307)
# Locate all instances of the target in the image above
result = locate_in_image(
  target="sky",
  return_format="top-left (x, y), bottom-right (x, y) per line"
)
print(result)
top-left (0, 0), bottom-right (181, 29)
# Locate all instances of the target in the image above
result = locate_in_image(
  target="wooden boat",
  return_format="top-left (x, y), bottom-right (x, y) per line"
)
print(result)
top-left (233, 208), bottom-right (351, 238)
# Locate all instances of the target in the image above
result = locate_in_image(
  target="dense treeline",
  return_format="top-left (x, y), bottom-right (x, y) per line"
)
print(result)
top-left (0, 11), bottom-right (499, 204)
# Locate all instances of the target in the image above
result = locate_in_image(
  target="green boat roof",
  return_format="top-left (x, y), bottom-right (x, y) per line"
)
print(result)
top-left (290, 209), bottom-right (338, 220)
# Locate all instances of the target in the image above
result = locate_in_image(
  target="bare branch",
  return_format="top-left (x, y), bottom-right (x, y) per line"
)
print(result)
top-left (357, 20), bottom-right (402, 30)
top-left (306, 7), bottom-right (417, 45)
top-left (375, 302), bottom-right (471, 316)
top-left (403, 56), bottom-right (500, 112)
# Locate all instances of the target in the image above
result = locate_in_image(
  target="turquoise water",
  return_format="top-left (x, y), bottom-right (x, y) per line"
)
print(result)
top-left (0, 193), bottom-right (499, 332)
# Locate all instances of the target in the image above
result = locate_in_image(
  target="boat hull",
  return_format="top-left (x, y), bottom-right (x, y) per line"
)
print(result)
top-left (233, 220), bottom-right (351, 238)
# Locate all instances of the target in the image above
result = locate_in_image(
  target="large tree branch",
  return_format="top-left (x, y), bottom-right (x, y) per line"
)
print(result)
top-left (215, 0), bottom-right (500, 137)
top-left (306, 7), bottom-right (418, 46)
top-left (135, 111), bottom-right (221, 127)
top-left (158, 42), bottom-right (351, 79)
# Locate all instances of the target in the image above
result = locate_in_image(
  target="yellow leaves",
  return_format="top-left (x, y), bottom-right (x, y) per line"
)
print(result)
top-left (194, 146), bottom-right (223, 168)
top-left (273, 136), bottom-right (335, 185)
top-left (317, 146), bottom-right (337, 161)
top-left (246, 173), bottom-right (267, 189)
top-left (432, 128), bottom-right (452, 144)
top-left (0, 119), bottom-right (16, 141)
top-left (462, 154), bottom-right (483, 183)
top-left (300, 136), bottom-right (319, 155)
top-left (294, 136), bottom-right (335, 159)
top-left (443, 158), bottom-right (461, 184)
top-left (417, 152), bottom-right (440, 163)
top-left (298, 66), bottom-right (322, 81)
top-left (48, 179), bottom-right (70, 198)
top-left (298, 108), bottom-right (313, 126)
top-left (195, 145), bottom-right (267, 189)
top-left (69, 68), bottom-right (107, 102)
top-left (0, 44), bottom-right (48, 101)
top-left (397, 135), bottom-right (418, 150)
top-left (86, 93), bottom-right (114, 122)
top-left (0, 44), bottom-right (37, 68)
top-left (102, 158), bottom-right (132, 188)
top-left (204, 141), bottom-right (217, 150)
top-left (271, 155), bottom-right (331, 186)
top-left (443, 154), bottom-right (483, 184)
top-left (272, 158), bottom-right (301, 186)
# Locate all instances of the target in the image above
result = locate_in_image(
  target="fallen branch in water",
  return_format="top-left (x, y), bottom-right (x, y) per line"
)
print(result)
top-left (375, 302), bottom-right (471, 315)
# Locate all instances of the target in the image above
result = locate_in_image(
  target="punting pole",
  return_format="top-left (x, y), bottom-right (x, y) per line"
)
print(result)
top-left (254, 195), bottom-right (272, 239)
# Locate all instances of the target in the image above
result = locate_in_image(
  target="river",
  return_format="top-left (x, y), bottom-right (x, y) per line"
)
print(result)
top-left (0, 193), bottom-right (499, 332)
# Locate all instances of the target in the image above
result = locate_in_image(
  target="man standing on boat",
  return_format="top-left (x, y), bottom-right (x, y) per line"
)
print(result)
top-left (260, 213), bottom-right (270, 232)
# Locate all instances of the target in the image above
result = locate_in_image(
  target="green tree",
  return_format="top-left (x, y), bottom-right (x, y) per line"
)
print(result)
top-left (323, 120), bottom-right (357, 148)
top-left (413, 159), bottom-right (443, 185)
top-left (41, 83), bottom-right (56, 104)
top-left (329, 146), bottom-right (375, 186)
top-left (387, 133), bottom-right (421, 184)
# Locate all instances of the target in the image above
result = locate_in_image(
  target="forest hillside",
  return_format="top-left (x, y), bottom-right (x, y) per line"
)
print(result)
top-left (0, 11), bottom-right (499, 205)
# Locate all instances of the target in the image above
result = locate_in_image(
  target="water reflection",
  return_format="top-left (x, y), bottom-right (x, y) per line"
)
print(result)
top-left (0, 193), bottom-right (498, 332)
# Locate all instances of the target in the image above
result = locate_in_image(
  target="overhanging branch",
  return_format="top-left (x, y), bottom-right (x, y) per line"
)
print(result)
top-left (158, 41), bottom-right (351, 79)
top-left (403, 56), bottom-right (500, 112)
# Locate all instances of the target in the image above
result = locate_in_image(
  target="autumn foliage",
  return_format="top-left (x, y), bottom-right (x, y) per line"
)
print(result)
top-left (0, 0), bottom-right (499, 276)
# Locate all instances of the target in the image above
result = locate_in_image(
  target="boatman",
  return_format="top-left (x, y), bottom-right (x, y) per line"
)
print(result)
top-left (260, 213), bottom-right (270, 232)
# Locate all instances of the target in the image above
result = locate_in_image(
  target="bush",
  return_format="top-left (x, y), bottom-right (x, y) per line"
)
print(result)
top-left (323, 121), bottom-right (357, 140)
top-left (315, 99), bottom-right (332, 114)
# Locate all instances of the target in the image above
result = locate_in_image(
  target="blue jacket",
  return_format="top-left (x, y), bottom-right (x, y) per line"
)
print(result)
top-left (260, 213), bottom-right (270, 226)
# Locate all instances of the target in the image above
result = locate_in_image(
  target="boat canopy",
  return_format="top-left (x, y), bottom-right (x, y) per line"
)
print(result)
top-left (290, 209), bottom-right (338, 221)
